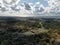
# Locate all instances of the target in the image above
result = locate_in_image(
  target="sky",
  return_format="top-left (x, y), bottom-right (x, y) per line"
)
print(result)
top-left (0, 0), bottom-right (60, 15)
top-left (19, 0), bottom-right (48, 7)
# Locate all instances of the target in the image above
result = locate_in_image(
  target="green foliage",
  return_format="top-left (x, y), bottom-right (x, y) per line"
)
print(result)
top-left (0, 19), bottom-right (60, 45)
top-left (43, 21), bottom-right (60, 30)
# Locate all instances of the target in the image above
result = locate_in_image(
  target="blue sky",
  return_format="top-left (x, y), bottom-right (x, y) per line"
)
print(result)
top-left (18, 0), bottom-right (48, 7)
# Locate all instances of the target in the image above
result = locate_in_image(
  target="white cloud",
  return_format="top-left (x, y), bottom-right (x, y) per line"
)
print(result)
top-left (3, 0), bottom-right (12, 4)
top-left (0, 0), bottom-right (2, 3)
top-left (36, 2), bottom-right (40, 4)
top-left (44, 0), bottom-right (60, 13)
top-left (3, 0), bottom-right (20, 4)
top-left (0, 0), bottom-right (60, 15)
top-left (33, 2), bottom-right (46, 14)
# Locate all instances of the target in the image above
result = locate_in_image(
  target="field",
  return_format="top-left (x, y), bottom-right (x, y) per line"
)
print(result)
top-left (0, 19), bottom-right (60, 45)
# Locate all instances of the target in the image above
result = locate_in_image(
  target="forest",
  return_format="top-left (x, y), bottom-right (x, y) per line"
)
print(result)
top-left (0, 19), bottom-right (60, 45)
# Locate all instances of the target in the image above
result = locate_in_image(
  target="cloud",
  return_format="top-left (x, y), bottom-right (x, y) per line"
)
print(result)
top-left (3, 0), bottom-right (20, 4)
top-left (33, 2), bottom-right (46, 14)
top-left (24, 2), bottom-right (31, 10)
top-left (44, 0), bottom-right (60, 14)
top-left (3, 0), bottom-right (12, 4)
top-left (0, 0), bottom-right (60, 15)
top-left (0, 0), bottom-right (2, 3)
